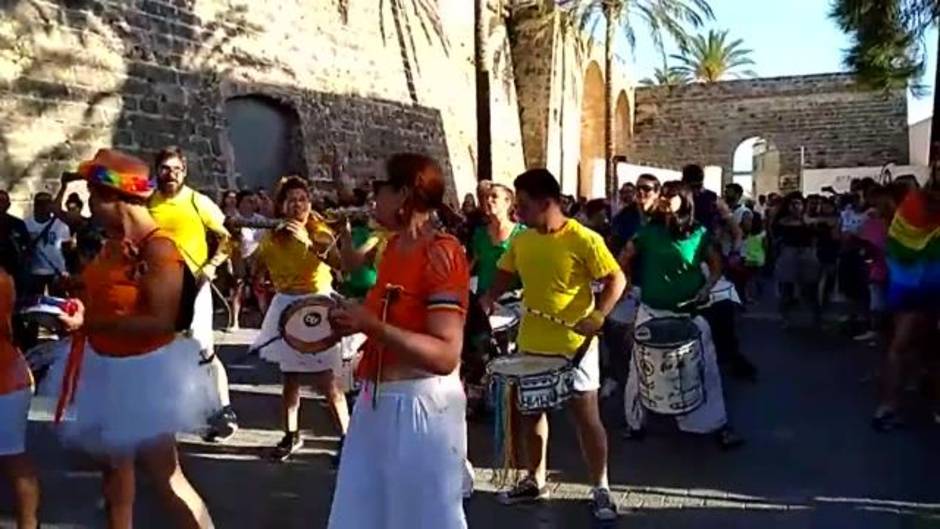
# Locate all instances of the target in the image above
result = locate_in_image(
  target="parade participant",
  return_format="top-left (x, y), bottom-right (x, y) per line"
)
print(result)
top-left (872, 177), bottom-right (940, 431)
top-left (469, 183), bottom-right (523, 294)
top-left (480, 169), bottom-right (626, 521)
top-left (148, 146), bottom-right (237, 442)
top-left (775, 192), bottom-right (821, 327)
top-left (0, 252), bottom-right (39, 529)
top-left (619, 181), bottom-right (743, 448)
top-left (249, 176), bottom-right (352, 462)
top-left (218, 189), bottom-right (238, 218)
top-left (337, 190), bottom-right (388, 300)
top-left (227, 190), bottom-right (264, 331)
top-left (327, 153), bottom-right (470, 529)
top-left (49, 149), bottom-right (215, 529)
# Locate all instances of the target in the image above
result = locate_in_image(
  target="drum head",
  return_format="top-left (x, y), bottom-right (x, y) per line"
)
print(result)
top-left (487, 355), bottom-right (568, 377)
top-left (635, 317), bottom-right (700, 347)
top-left (21, 305), bottom-right (66, 333)
top-left (489, 304), bottom-right (519, 331)
top-left (280, 296), bottom-right (340, 354)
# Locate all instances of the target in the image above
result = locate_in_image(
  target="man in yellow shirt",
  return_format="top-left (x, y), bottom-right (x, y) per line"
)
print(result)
top-left (149, 146), bottom-right (238, 442)
top-left (481, 169), bottom-right (626, 522)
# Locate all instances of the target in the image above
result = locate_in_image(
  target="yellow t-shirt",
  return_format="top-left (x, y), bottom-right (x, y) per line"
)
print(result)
top-left (255, 222), bottom-right (334, 294)
top-left (498, 219), bottom-right (620, 357)
top-left (148, 186), bottom-right (228, 273)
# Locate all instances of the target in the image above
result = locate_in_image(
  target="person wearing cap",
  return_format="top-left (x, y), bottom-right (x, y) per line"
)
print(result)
top-left (46, 149), bottom-right (216, 529)
top-left (327, 153), bottom-right (471, 529)
top-left (147, 146), bottom-right (238, 443)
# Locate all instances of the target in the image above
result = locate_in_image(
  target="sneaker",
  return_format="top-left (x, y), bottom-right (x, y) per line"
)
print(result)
top-left (591, 487), bottom-right (618, 521)
top-left (462, 460), bottom-right (475, 499)
top-left (271, 431), bottom-right (303, 461)
top-left (871, 410), bottom-right (904, 432)
top-left (853, 330), bottom-right (878, 342)
top-left (498, 477), bottom-right (549, 505)
top-left (622, 427), bottom-right (646, 441)
top-left (203, 405), bottom-right (239, 442)
top-left (716, 427), bottom-right (745, 450)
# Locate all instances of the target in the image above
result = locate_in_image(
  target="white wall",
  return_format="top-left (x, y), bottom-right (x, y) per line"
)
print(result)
top-left (909, 117), bottom-right (931, 168)
top-left (802, 165), bottom-right (930, 194)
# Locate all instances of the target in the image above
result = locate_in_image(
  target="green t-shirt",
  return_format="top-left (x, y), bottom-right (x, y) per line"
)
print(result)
top-left (340, 225), bottom-right (378, 298)
top-left (743, 233), bottom-right (766, 267)
top-left (634, 223), bottom-right (709, 312)
top-left (470, 223), bottom-right (523, 293)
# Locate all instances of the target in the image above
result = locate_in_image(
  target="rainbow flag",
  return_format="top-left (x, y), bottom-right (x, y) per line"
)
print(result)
top-left (885, 189), bottom-right (940, 311)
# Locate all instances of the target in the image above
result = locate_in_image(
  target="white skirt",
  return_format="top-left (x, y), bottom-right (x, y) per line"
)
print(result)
top-left (0, 388), bottom-right (32, 456)
top-left (42, 337), bottom-right (216, 456)
top-left (253, 292), bottom-right (365, 374)
top-left (329, 374), bottom-right (467, 529)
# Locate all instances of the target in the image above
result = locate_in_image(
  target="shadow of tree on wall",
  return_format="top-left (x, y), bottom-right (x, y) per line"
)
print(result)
top-left (0, 0), bottom-right (456, 197)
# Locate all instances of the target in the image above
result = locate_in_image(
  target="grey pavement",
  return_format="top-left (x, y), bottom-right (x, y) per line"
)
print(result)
top-left (2, 308), bottom-right (939, 528)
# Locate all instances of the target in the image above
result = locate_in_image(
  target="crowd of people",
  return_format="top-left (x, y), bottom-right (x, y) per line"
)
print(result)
top-left (0, 144), bottom-right (937, 529)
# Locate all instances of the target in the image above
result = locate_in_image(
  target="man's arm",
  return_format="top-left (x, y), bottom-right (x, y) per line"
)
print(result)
top-left (197, 193), bottom-right (232, 278)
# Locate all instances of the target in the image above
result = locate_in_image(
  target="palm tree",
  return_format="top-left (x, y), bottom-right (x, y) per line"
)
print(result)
top-left (576, 0), bottom-right (714, 198)
top-left (639, 65), bottom-right (691, 86)
top-left (672, 29), bottom-right (756, 83)
top-left (830, 0), bottom-right (940, 163)
top-left (476, 0), bottom-right (493, 181)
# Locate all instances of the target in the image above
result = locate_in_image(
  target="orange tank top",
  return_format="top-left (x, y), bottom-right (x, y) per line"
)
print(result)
top-left (0, 271), bottom-right (31, 395)
top-left (81, 230), bottom-right (183, 357)
top-left (357, 233), bottom-right (470, 381)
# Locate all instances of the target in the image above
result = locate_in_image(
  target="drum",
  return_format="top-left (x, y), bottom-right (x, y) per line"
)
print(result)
top-left (278, 295), bottom-right (341, 354)
top-left (486, 355), bottom-right (574, 414)
top-left (20, 296), bottom-right (78, 333)
top-left (633, 317), bottom-right (704, 415)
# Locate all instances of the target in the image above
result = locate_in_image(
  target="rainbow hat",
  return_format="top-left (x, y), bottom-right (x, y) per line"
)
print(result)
top-left (77, 149), bottom-right (154, 199)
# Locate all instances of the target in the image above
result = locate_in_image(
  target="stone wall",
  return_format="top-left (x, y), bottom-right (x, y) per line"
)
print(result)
top-left (0, 0), bottom-right (527, 212)
top-left (629, 73), bottom-right (909, 187)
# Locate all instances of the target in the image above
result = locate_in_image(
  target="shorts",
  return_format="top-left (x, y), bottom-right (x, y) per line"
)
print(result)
top-left (520, 338), bottom-right (600, 393)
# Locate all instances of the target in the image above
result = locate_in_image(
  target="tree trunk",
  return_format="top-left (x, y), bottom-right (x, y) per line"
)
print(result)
top-left (930, 28), bottom-right (940, 182)
top-left (475, 0), bottom-right (493, 181)
top-left (603, 2), bottom-right (616, 199)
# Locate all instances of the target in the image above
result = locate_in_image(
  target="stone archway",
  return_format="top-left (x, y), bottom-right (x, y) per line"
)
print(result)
top-left (578, 61), bottom-right (604, 199)
top-left (224, 95), bottom-right (305, 191)
top-left (614, 90), bottom-right (630, 156)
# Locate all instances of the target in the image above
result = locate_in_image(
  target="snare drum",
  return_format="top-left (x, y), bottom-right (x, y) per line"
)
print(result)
top-left (487, 355), bottom-right (574, 414)
top-left (279, 295), bottom-right (341, 354)
top-left (633, 317), bottom-right (704, 415)
top-left (488, 302), bottom-right (521, 357)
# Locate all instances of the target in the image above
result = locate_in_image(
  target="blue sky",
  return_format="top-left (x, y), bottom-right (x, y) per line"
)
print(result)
top-left (623, 0), bottom-right (936, 124)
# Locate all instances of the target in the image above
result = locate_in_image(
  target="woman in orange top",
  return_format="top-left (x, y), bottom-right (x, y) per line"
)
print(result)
top-left (0, 254), bottom-right (40, 529)
top-left (327, 154), bottom-right (471, 529)
top-left (47, 149), bottom-right (215, 529)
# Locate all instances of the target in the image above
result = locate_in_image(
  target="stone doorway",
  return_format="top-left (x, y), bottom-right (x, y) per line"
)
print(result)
top-left (224, 95), bottom-right (305, 191)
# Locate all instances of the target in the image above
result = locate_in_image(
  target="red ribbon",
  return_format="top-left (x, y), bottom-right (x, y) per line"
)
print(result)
top-left (54, 332), bottom-right (86, 423)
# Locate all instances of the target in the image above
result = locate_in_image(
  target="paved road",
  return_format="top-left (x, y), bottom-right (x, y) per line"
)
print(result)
top-left (2, 308), bottom-right (939, 528)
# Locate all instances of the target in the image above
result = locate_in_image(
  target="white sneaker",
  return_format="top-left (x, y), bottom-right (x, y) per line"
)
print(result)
top-left (853, 330), bottom-right (878, 342)
top-left (462, 460), bottom-right (475, 499)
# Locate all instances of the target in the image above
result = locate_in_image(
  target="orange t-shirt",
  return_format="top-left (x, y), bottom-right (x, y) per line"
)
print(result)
top-left (357, 232), bottom-right (470, 380)
top-left (0, 271), bottom-right (32, 395)
top-left (81, 233), bottom-right (183, 357)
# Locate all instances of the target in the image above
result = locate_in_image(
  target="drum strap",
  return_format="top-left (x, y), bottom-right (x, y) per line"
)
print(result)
top-left (523, 306), bottom-right (596, 368)
top-left (371, 284), bottom-right (403, 409)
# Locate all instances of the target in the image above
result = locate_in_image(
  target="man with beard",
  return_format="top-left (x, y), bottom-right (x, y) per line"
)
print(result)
top-left (148, 146), bottom-right (238, 442)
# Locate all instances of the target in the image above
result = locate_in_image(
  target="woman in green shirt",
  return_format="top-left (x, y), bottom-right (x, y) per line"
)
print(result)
top-left (468, 183), bottom-right (523, 293)
top-left (619, 181), bottom-right (741, 449)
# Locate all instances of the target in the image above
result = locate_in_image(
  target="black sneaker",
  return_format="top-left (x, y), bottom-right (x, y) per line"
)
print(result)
top-left (716, 426), bottom-right (744, 450)
top-left (498, 477), bottom-right (549, 505)
top-left (622, 427), bottom-right (646, 441)
top-left (271, 431), bottom-right (303, 461)
top-left (203, 405), bottom-right (239, 442)
top-left (591, 487), bottom-right (618, 521)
